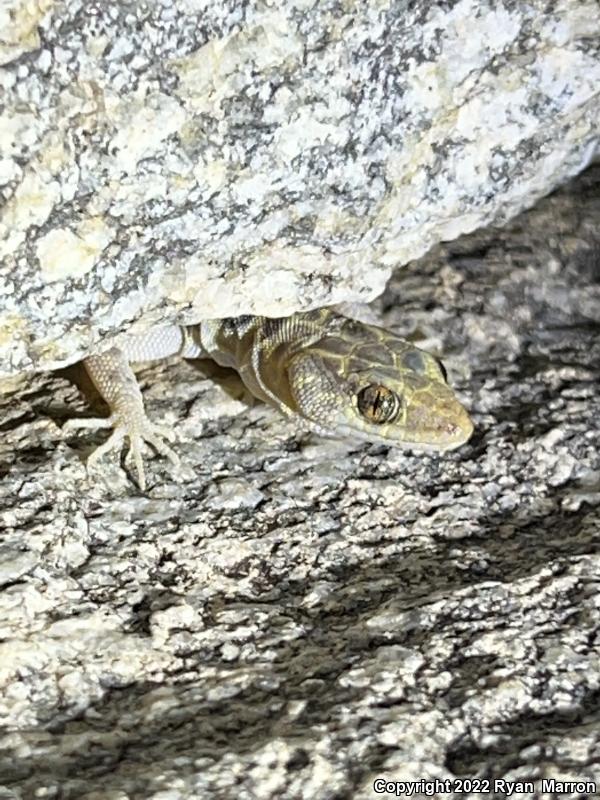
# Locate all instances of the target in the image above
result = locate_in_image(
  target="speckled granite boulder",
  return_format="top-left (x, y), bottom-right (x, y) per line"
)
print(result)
top-left (0, 0), bottom-right (599, 380)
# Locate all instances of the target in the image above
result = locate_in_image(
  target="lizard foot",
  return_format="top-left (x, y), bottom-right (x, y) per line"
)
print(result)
top-left (64, 415), bottom-right (180, 491)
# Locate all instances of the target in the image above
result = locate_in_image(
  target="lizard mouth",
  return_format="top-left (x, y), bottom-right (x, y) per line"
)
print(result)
top-left (429, 406), bottom-right (474, 449)
top-left (334, 397), bottom-right (475, 451)
top-left (329, 411), bottom-right (474, 452)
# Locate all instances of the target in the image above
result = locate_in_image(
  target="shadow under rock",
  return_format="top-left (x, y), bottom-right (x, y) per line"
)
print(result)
top-left (446, 693), bottom-right (600, 781)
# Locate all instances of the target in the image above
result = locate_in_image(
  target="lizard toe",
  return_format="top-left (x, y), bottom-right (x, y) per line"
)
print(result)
top-left (122, 423), bottom-right (180, 489)
top-left (67, 414), bottom-right (179, 491)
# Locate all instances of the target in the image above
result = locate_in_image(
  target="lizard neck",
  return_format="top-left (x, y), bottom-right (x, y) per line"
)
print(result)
top-left (198, 311), bottom-right (331, 414)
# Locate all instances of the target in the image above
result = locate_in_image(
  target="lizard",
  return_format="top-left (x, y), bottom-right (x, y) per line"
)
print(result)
top-left (64, 308), bottom-right (474, 490)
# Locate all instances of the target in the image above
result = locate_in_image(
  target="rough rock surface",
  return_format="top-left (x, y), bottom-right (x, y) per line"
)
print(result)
top-left (1, 0), bottom-right (600, 380)
top-left (0, 165), bottom-right (599, 799)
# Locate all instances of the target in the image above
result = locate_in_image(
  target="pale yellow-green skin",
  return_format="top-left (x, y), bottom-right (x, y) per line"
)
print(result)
top-left (201, 308), bottom-right (474, 451)
top-left (76, 308), bottom-right (473, 490)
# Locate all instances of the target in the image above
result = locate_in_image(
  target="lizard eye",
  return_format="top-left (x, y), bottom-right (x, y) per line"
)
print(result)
top-left (357, 384), bottom-right (401, 424)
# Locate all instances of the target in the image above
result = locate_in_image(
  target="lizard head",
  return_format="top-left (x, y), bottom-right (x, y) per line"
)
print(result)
top-left (286, 316), bottom-right (473, 451)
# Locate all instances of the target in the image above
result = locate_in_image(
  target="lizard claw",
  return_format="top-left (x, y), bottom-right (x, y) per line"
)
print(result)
top-left (65, 415), bottom-right (180, 491)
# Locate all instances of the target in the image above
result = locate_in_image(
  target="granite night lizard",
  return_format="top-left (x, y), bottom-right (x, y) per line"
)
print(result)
top-left (65, 309), bottom-right (474, 489)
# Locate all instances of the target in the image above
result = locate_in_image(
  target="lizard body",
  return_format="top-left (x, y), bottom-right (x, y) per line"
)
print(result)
top-left (68, 309), bottom-right (473, 489)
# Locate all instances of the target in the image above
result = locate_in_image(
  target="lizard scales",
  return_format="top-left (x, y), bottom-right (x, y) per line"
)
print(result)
top-left (67, 309), bottom-right (474, 489)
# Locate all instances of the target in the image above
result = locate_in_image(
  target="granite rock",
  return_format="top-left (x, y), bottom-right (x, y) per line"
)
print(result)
top-left (0, 164), bottom-right (598, 799)
top-left (1, 0), bottom-right (600, 380)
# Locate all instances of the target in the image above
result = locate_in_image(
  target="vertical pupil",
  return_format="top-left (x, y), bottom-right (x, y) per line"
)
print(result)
top-left (357, 384), bottom-right (398, 424)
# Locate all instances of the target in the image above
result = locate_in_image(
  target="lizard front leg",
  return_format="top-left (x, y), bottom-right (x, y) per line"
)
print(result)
top-left (65, 328), bottom-right (191, 490)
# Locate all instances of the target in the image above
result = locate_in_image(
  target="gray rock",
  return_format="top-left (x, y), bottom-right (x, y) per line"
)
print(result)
top-left (0, 162), bottom-right (598, 799)
top-left (1, 0), bottom-right (600, 380)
